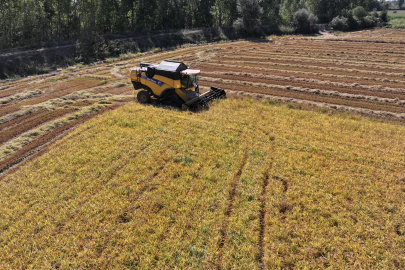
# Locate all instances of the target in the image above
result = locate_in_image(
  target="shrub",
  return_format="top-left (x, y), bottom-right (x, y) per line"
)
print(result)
top-left (352, 6), bottom-right (368, 21)
top-left (380, 10), bottom-right (389, 22)
top-left (363, 15), bottom-right (378, 28)
top-left (329, 16), bottom-right (349, 31)
top-left (341, 9), bottom-right (359, 30)
top-left (75, 35), bottom-right (108, 63)
top-left (292, 8), bottom-right (319, 34)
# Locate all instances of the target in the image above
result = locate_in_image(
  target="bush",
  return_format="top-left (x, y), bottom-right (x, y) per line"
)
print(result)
top-left (349, 6), bottom-right (379, 29)
top-left (352, 6), bottom-right (368, 21)
top-left (75, 35), bottom-right (108, 63)
top-left (332, 7), bottom-right (383, 31)
top-left (341, 9), bottom-right (359, 30)
top-left (292, 9), bottom-right (318, 34)
top-left (329, 16), bottom-right (349, 31)
top-left (380, 10), bottom-right (389, 22)
top-left (363, 15), bottom-right (378, 28)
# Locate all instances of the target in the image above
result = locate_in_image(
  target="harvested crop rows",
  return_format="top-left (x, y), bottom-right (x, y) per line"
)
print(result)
top-left (191, 37), bottom-right (405, 120)
top-left (0, 69), bottom-right (134, 174)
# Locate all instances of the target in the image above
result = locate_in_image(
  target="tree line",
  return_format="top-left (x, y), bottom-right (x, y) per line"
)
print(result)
top-left (0, 0), bottom-right (381, 50)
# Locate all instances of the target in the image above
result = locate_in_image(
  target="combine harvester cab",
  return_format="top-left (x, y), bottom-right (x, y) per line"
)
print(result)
top-left (130, 60), bottom-right (226, 110)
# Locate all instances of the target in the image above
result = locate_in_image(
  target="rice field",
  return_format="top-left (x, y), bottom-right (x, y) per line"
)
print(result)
top-left (1, 29), bottom-right (405, 176)
top-left (0, 97), bottom-right (405, 269)
top-left (0, 28), bottom-right (405, 268)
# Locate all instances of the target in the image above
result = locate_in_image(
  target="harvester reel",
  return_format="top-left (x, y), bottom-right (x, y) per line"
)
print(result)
top-left (137, 90), bottom-right (151, 104)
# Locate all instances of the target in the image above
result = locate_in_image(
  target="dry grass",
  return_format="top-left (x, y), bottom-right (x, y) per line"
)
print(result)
top-left (0, 89), bottom-right (43, 105)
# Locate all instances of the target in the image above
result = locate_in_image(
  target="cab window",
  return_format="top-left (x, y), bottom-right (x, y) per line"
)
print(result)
top-left (181, 75), bottom-right (199, 88)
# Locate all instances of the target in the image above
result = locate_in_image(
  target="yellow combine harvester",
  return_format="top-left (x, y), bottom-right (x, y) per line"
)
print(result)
top-left (130, 60), bottom-right (226, 109)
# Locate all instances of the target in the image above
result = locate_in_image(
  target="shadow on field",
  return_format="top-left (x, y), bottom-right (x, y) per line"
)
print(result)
top-left (136, 98), bottom-right (214, 113)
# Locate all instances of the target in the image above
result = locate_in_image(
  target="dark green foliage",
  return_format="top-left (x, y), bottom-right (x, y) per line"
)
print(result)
top-left (291, 9), bottom-right (319, 34)
top-left (341, 8), bottom-right (360, 30)
top-left (329, 5), bottom-right (387, 31)
top-left (352, 6), bottom-right (368, 20)
top-left (329, 16), bottom-right (350, 31)
top-left (380, 9), bottom-right (389, 22)
top-left (0, 0), bottom-right (385, 51)
top-left (75, 35), bottom-right (109, 63)
top-left (233, 0), bottom-right (263, 34)
top-left (260, 0), bottom-right (282, 23)
top-left (306, 0), bottom-right (375, 23)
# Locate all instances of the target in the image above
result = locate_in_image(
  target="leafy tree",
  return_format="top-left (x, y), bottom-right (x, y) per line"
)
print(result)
top-left (233, 0), bottom-right (263, 34)
top-left (136, 0), bottom-right (158, 30)
top-left (329, 16), bottom-right (350, 31)
top-left (280, 0), bottom-right (306, 22)
top-left (291, 8), bottom-right (318, 34)
top-left (306, 0), bottom-right (349, 23)
top-left (214, 0), bottom-right (238, 26)
top-left (195, 0), bottom-right (215, 27)
top-left (0, 0), bottom-right (387, 51)
top-left (352, 5), bottom-right (368, 20)
top-left (261, 0), bottom-right (282, 23)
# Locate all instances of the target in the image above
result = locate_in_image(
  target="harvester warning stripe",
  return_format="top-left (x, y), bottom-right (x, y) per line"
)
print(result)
top-left (141, 76), bottom-right (164, 87)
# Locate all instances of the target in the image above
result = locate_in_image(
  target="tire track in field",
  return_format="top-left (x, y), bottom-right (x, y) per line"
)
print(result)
top-left (254, 132), bottom-right (275, 269)
top-left (97, 158), bottom-right (171, 260)
top-left (217, 149), bottom-right (249, 269)
top-left (259, 175), bottom-right (289, 268)
top-left (258, 172), bottom-right (270, 269)
top-left (258, 163), bottom-right (275, 268)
